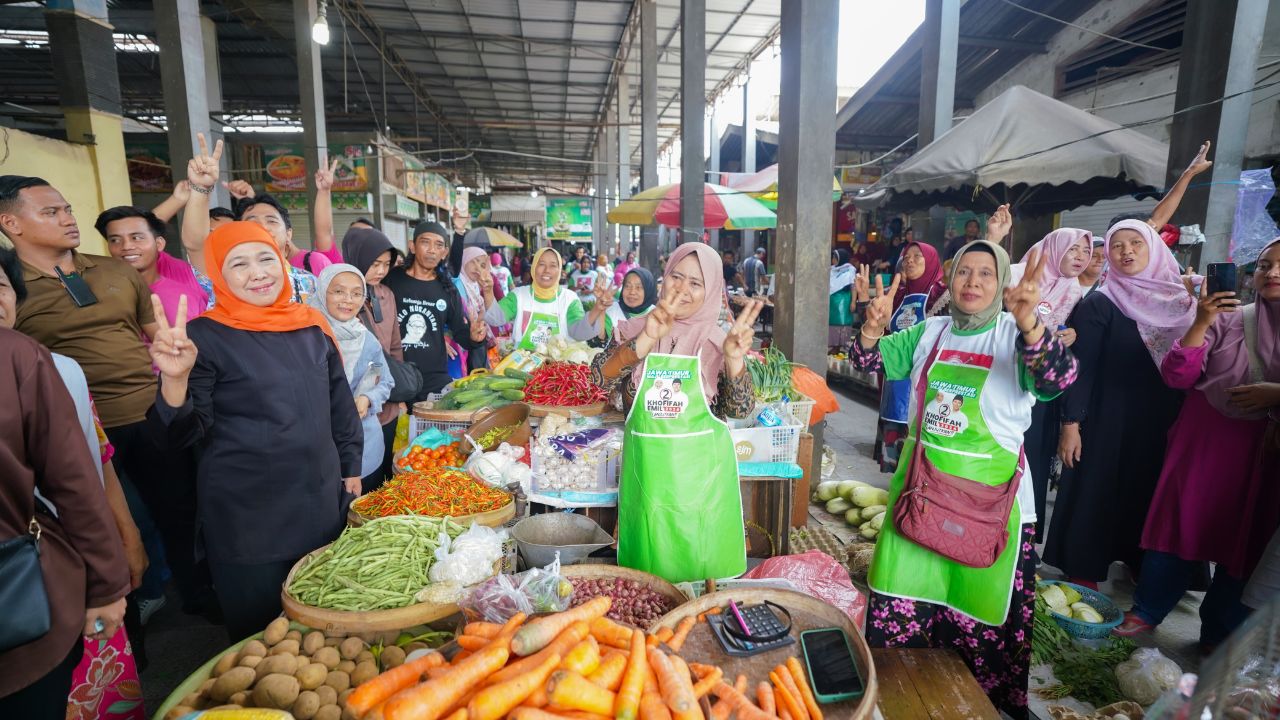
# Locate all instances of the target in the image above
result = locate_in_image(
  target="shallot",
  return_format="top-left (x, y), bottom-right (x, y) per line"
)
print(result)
top-left (569, 577), bottom-right (676, 628)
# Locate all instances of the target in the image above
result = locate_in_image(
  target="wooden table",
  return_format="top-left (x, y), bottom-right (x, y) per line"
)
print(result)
top-left (871, 648), bottom-right (1001, 720)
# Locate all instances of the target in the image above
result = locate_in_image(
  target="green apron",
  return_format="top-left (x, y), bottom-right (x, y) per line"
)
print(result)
top-left (514, 286), bottom-right (572, 351)
top-left (517, 311), bottom-right (562, 351)
top-left (868, 331), bottom-right (1023, 625)
top-left (618, 352), bottom-right (747, 583)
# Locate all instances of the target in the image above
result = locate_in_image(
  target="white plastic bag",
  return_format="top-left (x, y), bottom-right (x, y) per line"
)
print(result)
top-left (466, 441), bottom-right (530, 491)
top-left (428, 523), bottom-right (506, 587)
top-left (1115, 647), bottom-right (1181, 705)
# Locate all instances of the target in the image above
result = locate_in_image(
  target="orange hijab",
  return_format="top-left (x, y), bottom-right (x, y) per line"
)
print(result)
top-left (200, 222), bottom-right (335, 344)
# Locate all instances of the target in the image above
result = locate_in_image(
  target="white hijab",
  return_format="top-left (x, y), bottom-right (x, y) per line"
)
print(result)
top-left (310, 263), bottom-right (369, 381)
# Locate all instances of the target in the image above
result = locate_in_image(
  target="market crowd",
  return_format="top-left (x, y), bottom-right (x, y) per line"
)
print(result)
top-left (0, 129), bottom-right (1277, 720)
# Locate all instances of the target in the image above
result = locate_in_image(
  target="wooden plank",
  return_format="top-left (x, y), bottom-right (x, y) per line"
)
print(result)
top-left (869, 649), bottom-right (923, 720)
top-left (793, 431), bottom-right (814, 528)
top-left (871, 648), bottom-right (1000, 720)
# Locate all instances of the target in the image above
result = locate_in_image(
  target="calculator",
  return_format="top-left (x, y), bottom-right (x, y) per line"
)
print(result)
top-left (708, 601), bottom-right (795, 657)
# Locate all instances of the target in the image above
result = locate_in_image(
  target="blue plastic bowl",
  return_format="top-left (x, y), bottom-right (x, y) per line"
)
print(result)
top-left (1037, 580), bottom-right (1123, 640)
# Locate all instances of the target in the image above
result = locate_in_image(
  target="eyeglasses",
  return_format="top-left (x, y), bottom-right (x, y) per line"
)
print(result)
top-left (327, 289), bottom-right (366, 302)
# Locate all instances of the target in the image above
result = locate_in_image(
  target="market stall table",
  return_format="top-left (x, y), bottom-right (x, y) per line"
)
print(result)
top-left (871, 648), bottom-right (1000, 720)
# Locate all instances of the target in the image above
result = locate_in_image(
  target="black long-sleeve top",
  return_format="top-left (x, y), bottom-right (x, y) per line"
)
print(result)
top-left (384, 267), bottom-right (482, 397)
top-left (149, 321), bottom-right (362, 564)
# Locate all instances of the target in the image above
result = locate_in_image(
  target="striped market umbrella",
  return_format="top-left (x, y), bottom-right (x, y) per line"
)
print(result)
top-left (463, 226), bottom-right (522, 248)
top-left (723, 164), bottom-right (843, 210)
top-left (607, 182), bottom-right (776, 230)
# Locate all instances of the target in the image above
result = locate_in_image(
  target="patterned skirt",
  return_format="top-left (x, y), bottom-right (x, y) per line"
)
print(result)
top-left (865, 524), bottom-right (1036, 720)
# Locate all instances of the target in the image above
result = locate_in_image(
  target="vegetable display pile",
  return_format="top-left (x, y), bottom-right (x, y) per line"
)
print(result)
top-left (339, 598), bottom-right (839, 720)
top-left (567, 577), bottom-right (676, 629)
top-left (523, 362), bottom-right (607, 407)
top-left (287, 516), bottom-right (469, 611)
top-left (437, 369), bottom-right (531, 411)
top-left (399, 440), bottom-right (466, 473)
top-left (1038, 582), bottom-right (1105, 624)
top-left (1031, 594), bottom-right (1137, 708)
top-left (746, 347), bottom-right (795, 402)
top-left (539, 336), bottom-right (603, 365)
top-left (812, 480), bottom-right (888, 541)
top-left (354, 468), bottom-right (512, 520)
top-left (161, 617), bottom-right (451, 720)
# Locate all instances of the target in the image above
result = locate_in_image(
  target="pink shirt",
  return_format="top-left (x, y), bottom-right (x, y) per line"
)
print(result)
top-left (153, 253), bottom-right (209, 324)
top-left (288, 243), bottom-right (341, 272)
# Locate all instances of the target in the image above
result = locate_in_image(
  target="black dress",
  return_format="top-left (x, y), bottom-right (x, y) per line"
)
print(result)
top-left (149, 321), bottom-right (362, 637)
top-left (1043, 292), bottom-right (1183, 581)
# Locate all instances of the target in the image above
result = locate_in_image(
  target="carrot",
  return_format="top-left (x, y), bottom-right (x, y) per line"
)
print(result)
top-left (464, 621), bottom-right (502, 638)
top-left (712, 682), bottom-right (778, 720)
top-left (512, 708), bottom-right (573, 720)
top-left (562, 636), bottom-right (602, 676)
top-left (468, 652), bottom-right (562, 720)
top-left (640, 691), bottom-right (673, 720)
top-left (493, 612), bottom-right (528, 646)
top-left (589, 652), bottom-right (628, 692)
top-left (613, 629), bottom-right (647, 720)
top-left (709, 675), bottom-right (747, 720)
top-left (779, 708), bottom-right (793, 720)
top-left (427, 666), bottom-right (453, 679)
top-left (347, 651), bottom-right (445, 717)
top-left (647, 649), bottom-right (693, 714)
top-left (756, 682), bottom-right (776, 716)
top-left (560, 713), bottom-right (615, 720)
top-left (442, 709), bottom-right (467, 720)
top-left (769, 673), bottom-right (805, 720)
top-left (523, 684), bottom-right (549, 709)
top-left (773, 668), bottom-right (809, 720)
top-left (667, 617), bottom-right (696, 652)
top-left (383, 644), bottom-right (510, 720)
top-left (487, 621), bottom-right (591, 686)
top-left (512, 597), bottom-right (612, 656)
top-left (687, 664), bottom-right (717, 679)
top-left (590, 617), bottom-right (635, 649)
top-left (668, 655), bottom-right (704, 720)
top-left (690, 667), bottom-right (722, 699)
top-left (456, 634), bottom-right (490, 651)
top-left (784, 658), bottom-right (822, 720)
top-left (547, 670), bottom-right (618, 716)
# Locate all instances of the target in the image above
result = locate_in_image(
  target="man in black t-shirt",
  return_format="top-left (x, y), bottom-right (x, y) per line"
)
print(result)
top-left (383, 221), bottom-right (485, 399)
top-left (722, 250), bottom-right (743, 289)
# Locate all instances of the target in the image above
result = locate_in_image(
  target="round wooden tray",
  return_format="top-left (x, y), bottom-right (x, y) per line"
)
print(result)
top-left (652, 588), bottom-right (878, 720)
top-left (527, 401), bottom-right (607, 418)
top-left (281, 544), bottom-right (467, 635)
top-left (559, 564), bottom-right (687, 630)
top-left (413, 402), bottom-right (494, 423)
top-left (347, 496), bottom-right (517, 528)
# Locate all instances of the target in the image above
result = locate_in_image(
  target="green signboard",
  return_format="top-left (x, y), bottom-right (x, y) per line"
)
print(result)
top-left (546, 197), bottom-right (593, 240)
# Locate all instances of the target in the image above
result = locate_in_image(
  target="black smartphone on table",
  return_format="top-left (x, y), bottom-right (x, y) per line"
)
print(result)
top-left (799, 627), bottom-right (865, 703)
top-left (56, 267), bottom-right (98, 308)
top-left (1205, 262), bottom-right (1238, 296)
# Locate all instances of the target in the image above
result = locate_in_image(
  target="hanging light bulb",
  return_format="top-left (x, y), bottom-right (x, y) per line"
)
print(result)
top-left (530, 189), bottom-right (539, 198)
top-left (312, 0), bottom-right (330, 45)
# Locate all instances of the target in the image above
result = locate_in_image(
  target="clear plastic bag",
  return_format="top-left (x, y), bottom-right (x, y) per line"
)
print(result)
top-left (465, 440), bottom-right (532, 492)
top-left (1115, 647), bottom-right (1181, 706)
top-left (458, 559), bottom-right (573, 623)
top-left (1232, 168), bottom-right (1280, 263)
top-left (742, 550), bottom-right (867, 627)
top-left (427, 523), bottom-right (506, 588)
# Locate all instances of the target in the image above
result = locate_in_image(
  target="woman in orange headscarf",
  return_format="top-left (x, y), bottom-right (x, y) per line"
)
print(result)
top-left (146, 222), bottom-right (363, 641)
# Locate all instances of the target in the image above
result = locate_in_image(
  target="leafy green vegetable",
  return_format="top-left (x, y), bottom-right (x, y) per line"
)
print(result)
top-left (747, 347), bottom-right (795, 402)
top-left (1032, 597), bottom-right (1136, 707)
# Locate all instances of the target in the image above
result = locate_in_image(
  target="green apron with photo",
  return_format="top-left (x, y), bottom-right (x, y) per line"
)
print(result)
top-left (618, 352), bottom-right (746, 583)
top-left (514, 286), bottom-right (571, 351)
top-left (868, 330), bottom-right (1023, 625)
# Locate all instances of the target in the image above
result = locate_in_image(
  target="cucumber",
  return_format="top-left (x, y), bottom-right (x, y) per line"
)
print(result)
top-left (458, 394), bottom-right (497, 411)
top-left (503, 368), bottom-right (532, 381)
top-left (499, 389), bottom-right (526, 401)
top-left (436, 392), bottom-right (462, 410)
top-left (483, 377), bottom-right (526, 390)
top-left (449, 388), bottom-right (489, 404)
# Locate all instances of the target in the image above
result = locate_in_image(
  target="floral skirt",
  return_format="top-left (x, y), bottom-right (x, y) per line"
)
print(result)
top-left (66, 630), bottom-right (144, 720)
top-left (865, 525), bottom-right (1036, 720)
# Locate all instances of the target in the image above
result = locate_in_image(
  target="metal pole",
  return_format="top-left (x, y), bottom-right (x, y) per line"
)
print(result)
top-left (617, 70), bottom-right (631, 255)
top-left (917, 0), bottom-right (959, 247)
top-left (294, 0), bottom-right (328, 219)
top-left (604, 109), bottom-right (618, 250)
top-left (679, 0), bottom-right (705, 245)
top-left (741, 78), bottom-right (755, 261)
top-left (708, 107), bottom-right (720, 248)
top-left (639, 0), bottom-right (660, 269)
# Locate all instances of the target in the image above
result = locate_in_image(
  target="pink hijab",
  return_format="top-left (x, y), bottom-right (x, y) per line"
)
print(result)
top-left (1195, 239), bottom-right (1280, 418)
top-left (616, 243), bottom-right (728, 401)
top-left (1099, 220), bottom-right (1196, 366)
top-left (1008, 228), bottom-right (1091, 329)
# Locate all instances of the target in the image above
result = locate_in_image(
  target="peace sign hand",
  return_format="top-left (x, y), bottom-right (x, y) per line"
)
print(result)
top-left (315, 156), bottom-right (341, 192)
top-left (854, 263), bottom-right (871, 303)
top-left (723, 298), bottom-right (764, 366)
top-left (468, 304), bottom-right (488, 343)
top-left (862, 273), bottom-right (901, 336)
top-left (1004, 249), bottom-right (1046, 333)
top-left (593, 278), bottom-right (616, 309)
top-left (187, 132), bottom-right (223, 190)
top-left (148, 294), bottom-right (198, 380)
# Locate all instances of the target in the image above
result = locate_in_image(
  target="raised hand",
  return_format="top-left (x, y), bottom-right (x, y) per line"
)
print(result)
top-left (171, 180), bottom-right (191, 205)
top-left (315, 156), bottom-right (341, 192)
top-left (592, 278), bottom-right (616, 310)
top-left (222, 179), bottom-right (255, 201)
top-left (862, 273), bottom-right (901, 338)
top-left (723, 298), bottom-right (764, 368)
top-left (986, 203), bottom-right (1012, 243)
top-left (854, 263), bottom-right (871, 303)
top-left (1004, 249), bottom-right (1046, 333)
top-left (1185, 140), bottom-right (1213, 177)
top-left (148, 295), bottom-right (197, 380)
top-left (187, 132), bottom-right (224, 190)
top-left (635, 286), bottom-right (678, 359)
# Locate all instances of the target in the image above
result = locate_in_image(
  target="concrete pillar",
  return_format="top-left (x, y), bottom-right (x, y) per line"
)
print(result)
top-left (639, 0), bottom-right (660, 269)
top-left (916, 0), bottom-right (959, 247)
top-left (156, 0), bottom-right (224, 211)
top-left (617, 71), bottom-right (632, 256)
top-left (1164, 0), bottom-right (1269, 264)
top-left (679, 0), bottom-right (705, 245)
top-left (201, 15), bottom-right (231, 209)
top-left (594, 141), bottom-right (608, 249)
top-left (708, 107), bottom-right (720, 246)
top-left (294, 0), bottom-right (328, 224)
top-left (43, 0), bottom-right (131, 219)
top-left (604, 110), bottom-right (617, 250)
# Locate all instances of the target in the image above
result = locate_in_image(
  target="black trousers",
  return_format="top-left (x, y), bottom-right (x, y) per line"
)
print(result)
top-left (379, 417), bottom-right (397, 480)
top-left (208, 558), bottom-right (299, 642)
top-left (0, 637), bottom-right (83, 720)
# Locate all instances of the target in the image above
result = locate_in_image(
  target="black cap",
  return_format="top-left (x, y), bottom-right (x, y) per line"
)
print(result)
top-left (413, 220), bottom-right (450, 241)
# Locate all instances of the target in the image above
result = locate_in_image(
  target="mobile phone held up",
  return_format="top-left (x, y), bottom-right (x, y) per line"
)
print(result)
top-left (799, 627), bottom-right (865, 704)
top-left (1205, 262), bottom-right (1238, 297)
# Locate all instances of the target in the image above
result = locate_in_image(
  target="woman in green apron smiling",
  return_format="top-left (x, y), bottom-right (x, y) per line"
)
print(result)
top-left (483, 247), bottom-right (601, 349)
top-left (847, 206), bottom-right (1079, 720)
top-left (590, 244), bottom-right (765, 583)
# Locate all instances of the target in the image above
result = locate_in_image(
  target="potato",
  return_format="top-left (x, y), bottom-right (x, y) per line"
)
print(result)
top-left (325, 636), bottom-right (343, 647)
top-left (165, 706), bottom-right (195, 720)
top-left (252, 673), bottom-right (301, 710)
top-left (285, 629), bottom-right (303, 643)
top-left (296, 662), bottom-right (328, 690)
top-left (229, 691), bottom-right (248, 707)
top-left (210, 666), bottom-right (256, 702)
top-left (269, 639), bottom-right (301, 657)
top-left (315, 685), bottom-right (338, 706)
top-left (355, 650), bottom-right (374, 665)
top-left (303, 630), bottom-right (326, 655)
top-left (238, 640), bottom-right (268, 661)
top-left (212, 650), bottom-right (239, 677)
top-left (313, 646), bottom-right (341, 670)
top-left (292, 689), bottom-right (322, 719)
top-left (255, 653), bottom-right (298, 682)
top-left (325, 669), bottom-right (351, 692)
top-left (380, 645), bottom-right (406, 669)
top-left (239, 655), bottom-right (263, 669)
top-left (263, 617), bottom-right (290, 646)
top-left (336, 660), bottom-right (356, 675)
top-left (338, 636), bottom-right (365, 661)
top-left (315, 705), bottom-right (342, 720)
top-left (338, 688), bottom-right (354, 706)
top-left (351, 661), bottom-right (379, 686)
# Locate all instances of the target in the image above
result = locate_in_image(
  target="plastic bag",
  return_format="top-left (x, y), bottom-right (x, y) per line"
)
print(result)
top-left (742, 550), bottom-right (867, 627)
top-left (392, 412), bottom-right (412, 455)
top-left (829, 288), bottom-right (853, 326)
top-left (458, 560), bottom-right (573, 623)
top-left (1115, 647), bottom-right (1181, 705)
top-left (428, 523), bottom-right (506, 588)
top-left (466, 441), bottom-right (532, 492)
top-left (394, 427), bottom-right (458, 473)
top-left (1232, 168), bottom-right (1280, 263)
top-left (792, 365), bottom-right (840, 426)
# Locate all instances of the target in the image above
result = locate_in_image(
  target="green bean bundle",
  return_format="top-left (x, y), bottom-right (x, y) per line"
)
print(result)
top-left (286, 515), bottom-right (467, 611)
